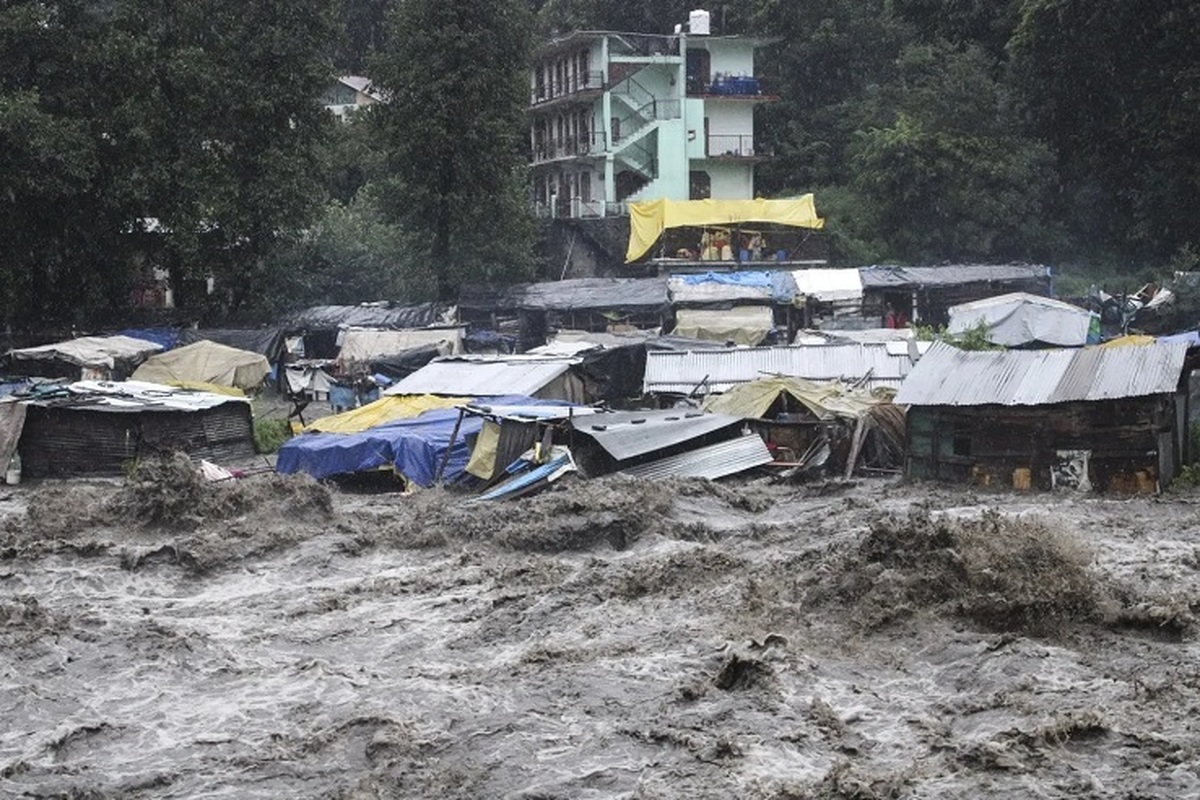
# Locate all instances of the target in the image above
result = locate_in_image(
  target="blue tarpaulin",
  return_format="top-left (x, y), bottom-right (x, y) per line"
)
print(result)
top-left (119, 328), bottom-right (182, 351)
top-left (275, 395), bottom-right (562, 485)
top-left (675, 271), bottom-right (796, 303)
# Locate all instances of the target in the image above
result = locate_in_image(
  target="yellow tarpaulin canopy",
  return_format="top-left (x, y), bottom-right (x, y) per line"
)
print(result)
top-left (626, 195), bottom-right (825, 263)
top-left (702, 376), bottom-right (888, 421)
top-left (304, 394), bottom-right (470, 434)
top-left (1097, 334), bottom-right (1155, 348)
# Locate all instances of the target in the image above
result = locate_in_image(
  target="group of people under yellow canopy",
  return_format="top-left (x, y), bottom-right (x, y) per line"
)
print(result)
top-left (676, 229), bottom-right (768, 262)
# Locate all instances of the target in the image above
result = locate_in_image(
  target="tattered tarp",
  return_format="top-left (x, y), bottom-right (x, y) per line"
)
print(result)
top-left (178, 328), bottom-right (285, 363)
top-left (119, 328), bottom-right (182, 351)
top-left (8, 335), bottom-right (162, 371)
top-left (369, 343), bottom-right (447, 380)
top-left (702, 376), bottom-right (892, 422)
top-left (29, 379), bottom-right (250, 412)
top-left (280, 302), bottom-right (455, 330)
top-left (673, 306), bottom-right (776, 346)
top-left (0, 401), bottom-right (27, 471)
top-left (627, 195), bottom-right (825, 262)
top-left (859, 264), bottom-right (1051, 289)
top-left (337, 327), bottom-right (463, 365)
top-left (132, 340), bottom-right (270, 391)
top-left (304, 394), bottom-right (470, 434)
top-left (792, 268), bottom-right (863, 302)
top-left (668, 271), bottom-right (796, 305)
top-left (894, 340), bottom-right (1189, 406)
top-left (947, 292), bottom-right (1097, 347)
top-left (275, 395), bottom-right (551, 484)
top-left (459, 278), bottom-right (670, 313)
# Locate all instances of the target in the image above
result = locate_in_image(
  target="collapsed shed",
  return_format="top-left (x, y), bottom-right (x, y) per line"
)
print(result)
top-left (702, 376), bottom-right (905, 476)
top-left (895, 340), bottom-right (1194, 492)
top-left (15, 380), bottom-right (255, 478)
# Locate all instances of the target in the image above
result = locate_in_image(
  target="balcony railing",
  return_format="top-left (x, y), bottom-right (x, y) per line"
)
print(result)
top-left (533, 199), bottom-right (628, 219)
top-left (706, 134), bottom-right (764, 158)
top-left (532, 131), bottom-right (608, 163)
top-left (531, 70), bottom-right (606, 106)
top-left (687, 74), bottom-right (775, 98)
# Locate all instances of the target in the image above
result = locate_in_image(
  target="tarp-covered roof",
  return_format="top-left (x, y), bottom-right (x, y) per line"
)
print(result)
top-left (702, 376), bottom-right (891, 421)
top-left (668, 271), bottom-right (796, 305)
top-left (459, 277), bottom-right (669, 313)
top-left (8, 335), bottom-right (162, 370)
top-left (894, 340), bottom-right (1189, 407)
top-left (673, 306), bottom-right (776, 346)
top-left (25, 379), bottom-right (248, 413)
top-left (132, 340), bottom-right (270, 391)
top-left (280, 302), bottom-right (455, 330)
top-left (178, 328), bottom-right (285, 362)
top-left (304, 394), bottom-right (469, 434)
top-left (337, 327), bottom-right (463, 365)
top-left (275, 395), bottom-right (558, 484)
top-left (859, 264), bottom-right (1051, 289)
top-left (627, 195), bottom-right (825, 262)
top-left (947, 292), bottom-right (1095, 347)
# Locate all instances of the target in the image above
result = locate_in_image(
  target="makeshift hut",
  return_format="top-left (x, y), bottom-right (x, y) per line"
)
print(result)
top-left (14, 380), bottom-right (255, 478)
top-left (947, 292), bottom-right (1099, 347)
top-left (279, 302), bottom-right (456, 359)
top-left (702, 376), bottom-right (905, 476)
top-left (458, 277), bottom-right (671, 352)
top-left (6, 335), bottom-right (163, 381)
top-left (859, 263), bottom-right (1053, 328)
top-left (895, 340), bottom-right (1195, 492)
top-left (132, 340), bottom-right (270, 392)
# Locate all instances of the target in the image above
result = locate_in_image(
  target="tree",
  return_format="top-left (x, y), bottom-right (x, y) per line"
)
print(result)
top-left (0, 0), bottom-right (339, 327)
top-left (1009, 0), bottom-right (1200, 263)
top-left (370, 0), bottom-right (538, 300)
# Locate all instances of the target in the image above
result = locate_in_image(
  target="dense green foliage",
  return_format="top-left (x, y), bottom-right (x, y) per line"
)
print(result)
top-left (2, 0), bottom-right (1199, 328)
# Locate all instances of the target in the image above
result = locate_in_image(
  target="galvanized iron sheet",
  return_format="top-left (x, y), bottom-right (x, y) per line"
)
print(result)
top-left (620, 433), bottom-right (774, 480)
top-left (572, 410), bottom-right (743, 461)
top-left (894, 340), bottom-right (1189, 406)
top-left (644, 343), bottom-right (917, 394)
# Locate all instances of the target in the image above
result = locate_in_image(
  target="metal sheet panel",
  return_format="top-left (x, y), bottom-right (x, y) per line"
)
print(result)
top-left (620, 434), bottom-right (774, 480)
top-left (573, 410), bottom-right (743, 461)
top-left (386, 358), bottom-right (575, 397)
top-left (894, 340), bottom-right (1188, 406)
top-left (644, 343), bottom-right (917, 394)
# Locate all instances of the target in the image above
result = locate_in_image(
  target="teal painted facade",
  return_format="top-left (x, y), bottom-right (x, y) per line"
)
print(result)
top-left (530, 30), bottom-right (775, 219)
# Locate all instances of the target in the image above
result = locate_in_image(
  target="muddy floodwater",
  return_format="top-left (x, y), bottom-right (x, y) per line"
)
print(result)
top-left (3, 461), bottom-right (1200, 798)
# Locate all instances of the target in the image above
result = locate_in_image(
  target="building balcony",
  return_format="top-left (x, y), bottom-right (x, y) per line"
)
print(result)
top-left (532, 132), bottom-right (608, 165)
top-left (530, 70), bottom-right (606, 109)
top-left (686, 74), bottom-right (779, 102)
top-left (704, 134), bottom-right (770, 160)
top-left (534, 199), bottom-right (628, 219)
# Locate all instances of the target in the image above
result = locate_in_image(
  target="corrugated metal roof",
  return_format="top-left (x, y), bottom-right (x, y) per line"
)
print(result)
top-left (572, 409), bottom-right (743, 461)
top-left (385, 358), bottom-right (576, 397)
top-left (859, 264), bottom-right (1051, 288)
top-left (644, 343), bottom-right (918, 394)
top-left (893, 340), bottom-right (1189, 406)
top-left (621, 434), bottom-right (774, 480)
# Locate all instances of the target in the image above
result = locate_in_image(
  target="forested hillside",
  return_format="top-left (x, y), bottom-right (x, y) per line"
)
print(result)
top-left (3, 0), bottom-right (1198, 328)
